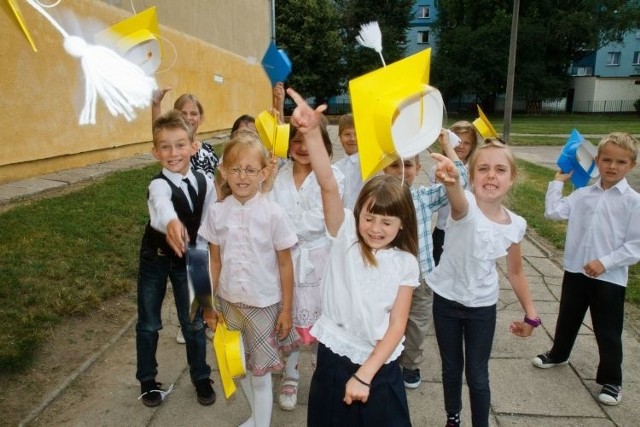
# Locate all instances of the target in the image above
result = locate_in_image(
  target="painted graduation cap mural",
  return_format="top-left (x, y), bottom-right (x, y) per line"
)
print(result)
top-left (261, 41), bottom-right (292, 86)
top-left (349, 47), bottom-right (444, 180)
top-left (557, 129), bottom-right (599, 188)
top-left (6, 0), bottom-right (37, 51)
top-left (94, 6), bottom-right (162, 75)
top-left (255, 110), bottom-right (290, 158)
top-left (473, 105), bottom-right (500, 139)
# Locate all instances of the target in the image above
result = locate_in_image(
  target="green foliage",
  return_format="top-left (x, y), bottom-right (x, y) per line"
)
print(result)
top-left (0, 165), bottom-right (156, 371)
top-left (275, 0), bottom-right (345, 104)
top-left (433, 0), bottom-right (640, 107)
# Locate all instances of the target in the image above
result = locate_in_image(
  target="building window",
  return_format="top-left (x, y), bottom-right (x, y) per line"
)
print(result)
top-left (607, 51), bottom-right (620, 66)
top-left (634, 51), bottom-right (640, 65)
top-left (418, 6), bottom-right (430, 18)
top-left (417, 30), bottom-right (430, 44)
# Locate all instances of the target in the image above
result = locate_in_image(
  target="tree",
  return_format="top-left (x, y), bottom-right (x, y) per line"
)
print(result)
top-left (336, 0), bottom-right (415, 81)
top-left (433, 0), bottom-right (640, 112)
top-left (275, 0), bottom-right (345, 105)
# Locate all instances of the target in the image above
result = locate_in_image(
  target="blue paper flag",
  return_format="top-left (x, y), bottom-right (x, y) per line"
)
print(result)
top-left (556, 129), bottom-right (599, 188)
top-left (261, 41), bottom-right (292, 86)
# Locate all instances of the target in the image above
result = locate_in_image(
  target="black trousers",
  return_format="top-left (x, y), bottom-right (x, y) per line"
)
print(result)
top-left (549, 271), bottom-right (625, 386)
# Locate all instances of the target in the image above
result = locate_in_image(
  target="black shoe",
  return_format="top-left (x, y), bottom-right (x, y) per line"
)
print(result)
top-left (402, 367), bottom-right (422, 389)
top-left (139, 380), bottom-right (163, 407)
top-left (195, 378), bottom-right (216, 406)
top-left (532, 351), bottom-right (569, 369)
top-left (446, 412), bottom-right (460, 427)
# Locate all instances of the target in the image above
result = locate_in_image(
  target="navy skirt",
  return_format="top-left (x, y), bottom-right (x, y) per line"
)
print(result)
top-left (307, 342), bottom-right (412, 427)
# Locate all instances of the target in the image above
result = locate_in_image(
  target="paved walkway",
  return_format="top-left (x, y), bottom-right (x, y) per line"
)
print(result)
top-left (5, 129), bottom-right (640, 426)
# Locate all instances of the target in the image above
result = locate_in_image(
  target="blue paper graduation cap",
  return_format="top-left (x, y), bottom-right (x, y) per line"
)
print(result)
top-left (557, 129), bottom-right (599, 188)
top-left (261, 41), bottom-right (292, 86)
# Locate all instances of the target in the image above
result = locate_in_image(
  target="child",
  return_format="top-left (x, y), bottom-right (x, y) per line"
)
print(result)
top-left (267, 124), bottom-right (345, 411)
top-left (383, 132), bottom-right (468, 389)
top-left (287, 88), bottom-right (420, 427)
top-left (432, 121), bottom-right (479, 265)
top-left (428, 139), bottom-right (540, 427)
top-left (532, 132), bottom-right (640, 406)
top-left (231, 114), bottom-right (257, 136)
top-left (198, 131), bottom-right (299, 427)
top-left (333, 113), bottom-right (365, 210)
top-left (152, 89), bottom-right (220, 181)
top-left (152, 89), bottom-right (220, 343)
top-left (136, 110), bottom-right (216, 407)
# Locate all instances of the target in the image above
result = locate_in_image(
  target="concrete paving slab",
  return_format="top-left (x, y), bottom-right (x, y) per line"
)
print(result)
top-left (0, 178), bottom-right (67, 203)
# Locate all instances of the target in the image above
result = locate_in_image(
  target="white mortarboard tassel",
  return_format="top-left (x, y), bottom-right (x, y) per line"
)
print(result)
top-left (26, 0), bottom-right (157, 125)
top-left (356, 21), bottom-right (386, 66)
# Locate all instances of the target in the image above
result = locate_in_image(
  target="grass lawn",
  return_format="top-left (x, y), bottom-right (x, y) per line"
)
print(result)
top-left (2, 113), bottom-right (639, 372)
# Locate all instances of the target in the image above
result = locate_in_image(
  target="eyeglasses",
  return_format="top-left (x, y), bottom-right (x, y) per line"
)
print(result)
top-left (228, 166), bottom-right (262, 176)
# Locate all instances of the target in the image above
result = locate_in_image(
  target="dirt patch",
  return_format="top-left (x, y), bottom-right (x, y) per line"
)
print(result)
top-left (0, 293), bottom-right (137, 426)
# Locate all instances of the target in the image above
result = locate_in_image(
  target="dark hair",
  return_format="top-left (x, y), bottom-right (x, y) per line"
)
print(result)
top-left (231, 115), bottom-right (256, 136)
top-left (289, 123), bottom-right (333, 158)
top-left (353, 175), bottom-right (418, 266)
top-left (152, 110), bottom-right (194, 144)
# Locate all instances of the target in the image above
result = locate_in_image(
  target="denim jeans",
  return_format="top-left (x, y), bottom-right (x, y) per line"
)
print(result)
top-left (135, 245), bottom-right (211, 384)
top-left (433, 293), bottom-right (496, 427)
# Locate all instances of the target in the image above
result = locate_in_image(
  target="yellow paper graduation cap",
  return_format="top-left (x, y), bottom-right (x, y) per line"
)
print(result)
top-left (255, 110), bottom-right (290, 158)
top-left (349, 48), bottom-right (444, 180)
top-left (7, 0), bottom-right (37, 52)
top-left (472, 105), bottom-right (499, 139)
top-left (94, 7), bottom-right (161, 75)
top-left (213, 319), bottom-right (246, 399)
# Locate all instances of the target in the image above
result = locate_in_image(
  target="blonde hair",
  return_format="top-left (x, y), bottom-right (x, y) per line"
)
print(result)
top-left (338, 113), bottom-right (355, 135)
top-left (353, 175), bottom-right (418, 266)
top-left (598, 132), bottom-right (639, 162)
top-left (218, 130), bottom-right (269, 200)
top-left (450, 120), bottom-right (480, 159)
top-left (468, 138), bottom-right (517, 182)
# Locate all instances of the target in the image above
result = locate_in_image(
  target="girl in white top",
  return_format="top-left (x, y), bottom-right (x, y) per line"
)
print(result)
top-left (199, 131), bottom-right (299, 427)
top-left (427, 140), bottom-right (539, 427)
top-left (287, 88), bottom-right (420, 427)
top-left (431, 120), bottom-right (479, 266)
top-left (267, 124), bottom-right (344, 411)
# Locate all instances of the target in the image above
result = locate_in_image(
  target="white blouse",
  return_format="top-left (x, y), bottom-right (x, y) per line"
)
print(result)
top-left (310, 211), bottom-right (420, 365)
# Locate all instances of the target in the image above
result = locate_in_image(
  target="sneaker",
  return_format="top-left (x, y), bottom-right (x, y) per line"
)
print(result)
top-left (139, 380), bottom-right (163, 407)
top-left (278, 376), bottom-right (299, 411)
top-left (446, 412), bottom-right (460, 427)
top-left (598, 384), bottom-right (622, 405)
top-left (195, 378), bottom-right (216, 406)
top-left (176, 329), bottom-right (186, 344)
top-left (403, 367), bottom-right (422, 389)
top-left (532, 351), bottom-right (569, 369)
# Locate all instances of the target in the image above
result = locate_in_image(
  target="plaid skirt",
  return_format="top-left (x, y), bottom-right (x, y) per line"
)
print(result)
top-left (219, 298), bottom-right (299, 376)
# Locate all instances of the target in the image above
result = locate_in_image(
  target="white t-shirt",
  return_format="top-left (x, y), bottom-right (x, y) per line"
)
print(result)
top-left (198, 192), bottom-right (298, 307)
top-left (310, 211), bottom-right (420, 364)
top-left (426, 191), bottom-right (526, 307)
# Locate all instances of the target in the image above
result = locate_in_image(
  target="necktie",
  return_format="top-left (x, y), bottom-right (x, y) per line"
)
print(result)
top-left (182, 178), bottom-right (197, 211)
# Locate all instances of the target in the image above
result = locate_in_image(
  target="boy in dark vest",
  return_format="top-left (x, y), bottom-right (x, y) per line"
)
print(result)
top-left (136, 110), bottom-right (216, 407)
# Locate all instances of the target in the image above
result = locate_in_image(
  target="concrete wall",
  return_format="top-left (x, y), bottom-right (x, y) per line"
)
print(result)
top-left (1, 0), bottom-right (272, 183)
top-left (572, 76), bottom-right (640, 112)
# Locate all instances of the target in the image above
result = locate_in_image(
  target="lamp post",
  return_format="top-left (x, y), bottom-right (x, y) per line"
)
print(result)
top-left (503, 0), bottom-right (520, 142)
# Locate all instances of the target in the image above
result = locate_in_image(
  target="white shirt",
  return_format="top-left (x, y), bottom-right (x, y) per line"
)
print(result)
top-left (148, 168), bottom-right (216, 239)
top-left (310, 211), bottom-right (420, 364)
top-left (267, 162), bottom-right (344, 282)
top-left (333, 153), bottom-right (364, 210)
top-left (545, 178), bottom-right (640, 287)
top-left (198, 192), bottom-right (298, 307)
top-left (426, 191), bottom-right (526, 307)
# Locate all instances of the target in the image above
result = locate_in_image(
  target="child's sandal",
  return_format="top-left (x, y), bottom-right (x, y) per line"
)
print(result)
top-left (278, 376), bottom-right (299, 411)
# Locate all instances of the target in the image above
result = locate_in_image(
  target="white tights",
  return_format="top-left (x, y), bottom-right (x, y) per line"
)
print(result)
top-left (239, 372), bottom-right (272, 427)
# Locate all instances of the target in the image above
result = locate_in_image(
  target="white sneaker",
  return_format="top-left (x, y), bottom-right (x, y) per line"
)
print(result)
top-left (278, 376), bottom-right (299, 411)
top-left (176, 329), bottom-right (186, 344)
top-left (598, 384), bottom-right (622, 405)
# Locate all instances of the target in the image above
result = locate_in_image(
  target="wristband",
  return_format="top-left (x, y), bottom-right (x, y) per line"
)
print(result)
top-left (524, 316), bottom-right (542, 327)
top-left (351, 373), bottom-right (371, 388)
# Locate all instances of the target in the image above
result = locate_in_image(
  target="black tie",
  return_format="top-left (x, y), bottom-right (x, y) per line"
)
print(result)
top-left (183, 178), bottom-right (197, 211)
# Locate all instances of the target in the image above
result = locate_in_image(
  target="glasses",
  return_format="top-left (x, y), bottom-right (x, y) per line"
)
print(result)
top-left (228, 166), bottom-right (262, 176)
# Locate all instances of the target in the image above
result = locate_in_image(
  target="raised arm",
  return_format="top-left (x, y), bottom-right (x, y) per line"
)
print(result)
top-left (430, 152), bottom-right (468, 220)
top-left (287, 88), bottom-right (344, 235)
top-left (151, 88), bottom-right (172, 127)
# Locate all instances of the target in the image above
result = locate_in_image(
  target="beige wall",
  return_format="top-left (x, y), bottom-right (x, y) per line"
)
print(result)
top-left (0, 0), bottom-right (272, 183)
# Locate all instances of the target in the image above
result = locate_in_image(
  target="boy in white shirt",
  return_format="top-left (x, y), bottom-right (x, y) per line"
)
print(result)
top-left (532, 132), bottom-right (640, 406)
top-left (333, 114), bottom-right (365, 210)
